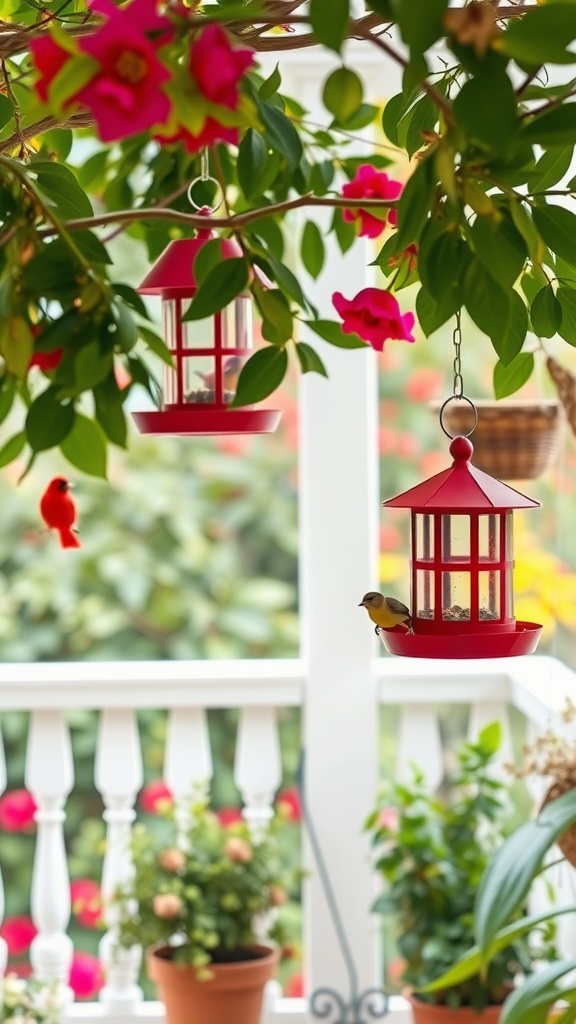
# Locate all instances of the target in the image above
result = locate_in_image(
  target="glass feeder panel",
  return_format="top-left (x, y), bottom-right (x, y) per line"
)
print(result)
top-left (181, 307), bottom-right (214, 350)
top-left (163, 362), bottom-right (177, 405)
top-left (505, 571), bottom-right (514, 618)
top-left (162, 299), bottom-right (177, 352)
top-left (442, 515), bottom-right (470, 561)
top-left (479, 514), bottom-right (500, 562)
top-left (184, 357), bottom-right (216, 403)
top-left (416, 570), bottom-right (434, 620)
top-left (222, 297), bottom-right (253, 350)
top-left (221, 354), bottom-right (246, 404)
top-left (442, 572), bottom-right (471, 621)
top-left (479, 571), bottom-right (500, 621)
top-left (505, 512), bottom-right (513, 560)
top-left (415, 514), bottom-right (434, 561)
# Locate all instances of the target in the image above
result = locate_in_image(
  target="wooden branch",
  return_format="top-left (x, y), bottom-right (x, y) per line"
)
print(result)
top-left (0, 111), bottom-right (94, 155)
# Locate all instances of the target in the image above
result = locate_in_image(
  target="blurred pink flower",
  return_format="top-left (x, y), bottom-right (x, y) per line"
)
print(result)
top-left (30, 36), bottom-right (69, 104)
top-left (276, 787), bottom-right (302, 823)
top-left (158, 847), bottom-right (186, 872)
top-left (153, 893), bottom-right (183, 919)
top-left (71, 879), bottom-right (103, 929)
top-left (332, 288), bottom-right (415, 351)
top-left (190, 25), bottom-right (254, 109)
top-left (0, 790), bottom-right (37, 832)
top-left (378, 807), bottom-right (399, 832)
top-left (225, 836), bottom-right (252, 863)
top-left (69, 951), bottom-right (104, 1000)
top-left (29, 348), bottom-right (63, 372)
top-left (156, 119), bottom-right (240, 154)
top-left (139, 780), bottom-right (173, 815)
top-left (0, 916), bottom-right (37, 956)
top-left (286, 971), bottom-right (304, 997)
top-left (216, 806), bottom-right (244, 827)
top-left (406, 367), bottom-right (444, 403)
top-left (342, 165), bottom-right (402, 238)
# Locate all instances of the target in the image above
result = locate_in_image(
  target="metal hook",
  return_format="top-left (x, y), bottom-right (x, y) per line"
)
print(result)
top-left (438, 395), bottom-right (478, 439)
top-left (186, 175), bottom-right (224, 214)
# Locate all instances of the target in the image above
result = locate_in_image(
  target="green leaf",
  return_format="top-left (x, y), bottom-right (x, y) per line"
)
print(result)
top-left (231, 346), bottom-right (288, 406)
top-left (258, 102), bottom-right (303, 169)
top-left (0, 431), bottom-right (26, 469)
top-left (304, 319), bottom-right (367, 349)
top-left (470, 215), bottom-right (527, 288)
top-left (70, 342), bottom-right (112, 395)
top-left (558, 286), bottom-right (576, 345)
top-left (522, 104), bottom-right (576, 147)
top-left (60, 414), bottom-right (107, 478)
top-left (493, 353), bottom-right (534, 398)
top-left (510, 202), bottom-right (545, 265)
top-left (453, 68), bottom-right (517, 153)
top-left (301, 220), bottom-right (325, 280)
top-left (531, 285), bottom-right (562, 338)
top-left (477, 720), bottom-right (501, 755)
top-left (253, 284), bottom-right (294, 345)
top-left (332, 208), bottom-right (357, 254)
top-left (400, 95), bottom-right (438, 159)
top-left (237, 130), bottom-right (270, 200)
top-left (111, 301), bottom-right (138, 353)
top-left (310, 0), bottom-right (349, 52)
top-left (0, 94), bottom-right (14, 131)
top-left (382, 92), bottom-right (413, 148)
top-left (295, 342), bottom-right (328, 376)
top-left (138, 325), bottom-right (173, 367)
top-left (396, 157), bottom-right (435, 250)
top-left (25, 388), bottom-right (75, 452)
top-left (0, 375), bottom-right (16, 427)
top-left (268, 257), bottom-right (313, 314)
top-left (463, 258), bottom-right (510, 348)
top-left (527, 146), bottom-right (574, 193)
top-left (492, 291), bottom-right (528, 366)
top-left (0, 315), bottom-right (33, 378)
top-left (323, 67), bottom-right (363, 123)
top-left (258, 63), bottom-right (281, 101)
top-left (396, 0), bottom-right (448, 58)
top-left (415, 286), bottom-right (460, 337)
top-left (94, 383), bottom-right (128, 448)
top-left (29, 160), bottom-right (94, 219)
top-left (496, 4), bottom-right (576, 65)
top-left (192, 239), bottom-right (224, 287)
top-left (183, 259), bottom-right (249, 321)
top-left (501, 961), bottom-right (576, 1024)
top-left (533, 204), bottom-right (576, 264)
top-left (418, 228), bottom-right (461, 300)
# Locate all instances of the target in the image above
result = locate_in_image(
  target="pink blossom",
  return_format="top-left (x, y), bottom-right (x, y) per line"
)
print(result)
top-left (190, 25), bottom-right (254, 110)
top-left (139, 779), bottom-right (173, 815)
top-left (29, 348), bottom-right (63, 372)
top-left (285, 971), bottom-right (304, 997)
top-left (71, 879), bottom-right (103, 928)
top-left (342, 165), bottom-right (403, 238)
top-left (158, 847), bottom-right (186, 872)
top-left (153, 893), bottom-right (183, 919)
top-left (225, 836), bottom-right (252, 863)
top-left (77, 8), bottom-right (171, 143)
top-left (0, 916), bottom-right (37, 956)
top-left (0, 789), bottom-right (37, 832)
top-left (69, 951), bottom-right (104, 1000)
top-left (216, 806), bottom-right (244, 827)
top-left (269, 885), bottom-right (287, 907)
top-left (377, 807), bottom-right (399, 832)
top-left (276, 787), bottom-right (302, 823)
top-left (30, 36), bottom-right (71, 104)
top-left (332, 288), bottom-right (415, 351)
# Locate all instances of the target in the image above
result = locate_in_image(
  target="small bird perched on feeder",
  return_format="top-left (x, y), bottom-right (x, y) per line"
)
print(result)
top-left (39, 477), bottom-right (81, 549)
top-left (195, 356), bottom-right (242, 393)
top-left (358, 592), bottom-right (411, 634)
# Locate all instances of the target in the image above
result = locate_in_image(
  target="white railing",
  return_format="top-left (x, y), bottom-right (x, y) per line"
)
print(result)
top-left (0, 655), bottom-right (576, 1024)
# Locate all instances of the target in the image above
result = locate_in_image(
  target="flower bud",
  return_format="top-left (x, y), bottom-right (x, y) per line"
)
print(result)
top-left (152, 893), bottom-right (183, 919)
top-left (159, 848), bottom-right (186, 872)
top-left (225, 836), bottom-right (252, 863)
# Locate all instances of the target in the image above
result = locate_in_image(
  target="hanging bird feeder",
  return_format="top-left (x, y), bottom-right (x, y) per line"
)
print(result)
top-left (380, 402), bottom-right (543, 659)
top-left (132, 174), bottom-right (281, 437)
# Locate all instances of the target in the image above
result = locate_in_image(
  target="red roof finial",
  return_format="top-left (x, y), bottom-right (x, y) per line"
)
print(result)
top-left (450, 436), bottom-right (474, 464)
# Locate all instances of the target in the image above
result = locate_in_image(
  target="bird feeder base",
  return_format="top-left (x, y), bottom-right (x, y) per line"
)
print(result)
top-left (379, 621), bottom-right (542, 659)
top-left (132, 408), bottom-right (281, 436)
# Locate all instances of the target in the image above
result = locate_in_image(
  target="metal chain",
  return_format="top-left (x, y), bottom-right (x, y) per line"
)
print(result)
top-left (452, 310), bottom-right (464, 398)
top-left (200, 148), bottom-right (209, 181)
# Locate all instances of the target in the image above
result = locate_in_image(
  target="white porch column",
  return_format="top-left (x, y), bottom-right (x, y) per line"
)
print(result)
top-left (272, 41), bottom-right (403, 1004)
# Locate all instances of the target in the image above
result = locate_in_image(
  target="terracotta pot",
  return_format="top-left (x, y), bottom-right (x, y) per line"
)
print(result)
top-left (406, 992), bottom-right (505, 1023)
top-left (147, 943), bottom-right (279, 1024)
top-left (430, 399), bottom-right (561, 481)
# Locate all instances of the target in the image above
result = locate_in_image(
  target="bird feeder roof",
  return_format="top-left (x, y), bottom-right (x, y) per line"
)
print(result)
top-left (138, 232), bottom-right (243, 296)
top-left (383, 436), bottom-right (540, 511)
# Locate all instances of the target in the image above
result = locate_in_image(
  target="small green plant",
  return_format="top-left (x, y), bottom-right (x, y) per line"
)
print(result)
top-left (0, 974), bottom-right (68, 1024)
top-left (365, 722), bottom-right (554, 1011)
top-left (114, 798), bottom-right (296, 979)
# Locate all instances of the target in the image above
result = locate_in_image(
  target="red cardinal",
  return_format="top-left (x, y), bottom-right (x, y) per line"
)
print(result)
top-left (39, 477), bottom-right (81, 549)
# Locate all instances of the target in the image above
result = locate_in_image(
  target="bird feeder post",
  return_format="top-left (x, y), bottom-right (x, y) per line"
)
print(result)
top-left (380, 434), bottom-right (543, 659)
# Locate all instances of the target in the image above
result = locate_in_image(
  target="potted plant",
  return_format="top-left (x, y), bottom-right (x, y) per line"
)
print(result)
top-left (0, 973), bottom-right (69, 1024)
top-left (112, 798), bottom-right (295, 1024)
top-left (424, 712), bottom-right (576, 1024)
top-left (365, 723), bottom-right (554, 1023)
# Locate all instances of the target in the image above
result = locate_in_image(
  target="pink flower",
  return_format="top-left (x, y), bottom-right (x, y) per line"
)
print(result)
top-left (286, 971), bottom-right (304, 997)
top-left (377, 807), bottom-right (399, 832)
top-left (276, 787), bottom-right (302, 823)
top-left (216, 806), bottom-right (244, 827)
top-left (405, 367), bottom-right (444, 403)
top-left (389, 243), bottom-right (419, 272)
top-left (225, 836), bottom-right (252, 863)
top-left (153, 893), bottom-right (183, 919)
top-left (0, 916), bottom-right (37, 956)
top-left (30, 36), bottom-right (70, 104)
top-left (69, 951), bottom-right (104, 1000)
top-left (269, 885), bottom-right (287, 907)
top-left (29, 348), bottom-right (63, 372)
top-left (342, 165), bottom-right (403, 238)
top-left (139, 779), bottom-right (173, 815)
top-left (158, 847), bottom-right (186, 872)
top-left (0, 789), bottom-right (37, 832)
top-left (71, 879), bottom-right (103, 929)
top-left (190, 25), bottom-right (254, 110)
top-left (77, 6), bottom-right (172, 143)
top-left (332, 288), bottom-right (415, 351)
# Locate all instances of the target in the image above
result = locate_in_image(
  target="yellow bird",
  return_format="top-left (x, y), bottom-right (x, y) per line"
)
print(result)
top-left (358, 591), bottom-right (411, 634)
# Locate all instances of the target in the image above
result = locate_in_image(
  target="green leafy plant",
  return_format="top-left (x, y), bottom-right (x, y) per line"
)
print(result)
top-left (113, 797), bottom-right (297, 978)
top-left (0, 974), bottom-right (67, 1024)
top-left (365, 722), bottom-right (554, 1011)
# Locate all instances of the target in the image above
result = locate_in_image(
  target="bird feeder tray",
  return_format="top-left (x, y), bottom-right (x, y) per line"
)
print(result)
top-left (380, 434), bottom-right (543, 660)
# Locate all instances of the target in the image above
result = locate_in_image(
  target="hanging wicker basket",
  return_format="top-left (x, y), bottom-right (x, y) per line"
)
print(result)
top-left (430, 399), bottom-right (562, 481)
top-left (541, 782), bottom-right (576, 867)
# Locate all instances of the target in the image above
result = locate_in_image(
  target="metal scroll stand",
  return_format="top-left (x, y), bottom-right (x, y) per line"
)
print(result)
top-left (297, 752), bottom-right (388, 1024)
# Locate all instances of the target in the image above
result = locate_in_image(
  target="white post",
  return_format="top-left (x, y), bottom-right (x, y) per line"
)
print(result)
top-left (235, 706), bottom-right (282, 837)
top-left (95, 707), bottom-right (144, 1013)
top-left (164, 707), bottom-right (213, 836)
top-left (26, 710), bottom-right (74, 990)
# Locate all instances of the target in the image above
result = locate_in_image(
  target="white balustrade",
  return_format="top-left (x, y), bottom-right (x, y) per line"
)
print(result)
top-left (164, 707), bottom-right (213, 836)
top-left (95, 708), bottom-right (144, 1013)
top-left (396, 703), bottom-right (444, 791)
top-left (25, 709), bottom-right (74, 990)
top-left (0, 724), bottom-right (7, 978)
top-left (235, 706), bottom-right (282, 836)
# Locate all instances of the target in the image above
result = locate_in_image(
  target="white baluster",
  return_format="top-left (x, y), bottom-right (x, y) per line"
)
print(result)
top-left (164, 708), bottom-right (213, 836)
top-left (396, 704), bottom-right (443, 792)
top-left (25, 710), bottom-right (74, 989)
top-left (468, 700), bottom-right (514, 780)
top-left (0, 724), bottom-right (7, 978)
top-left (95, 708), bottom-right (144, 1013)
top-left (234, 707), bottom-right (282, 837)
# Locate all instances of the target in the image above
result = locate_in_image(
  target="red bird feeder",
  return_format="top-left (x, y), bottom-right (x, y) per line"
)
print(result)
top-left (132, 229), bottom-right (281, 436)
top-left (380, 434), bottom-right (543, 659)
